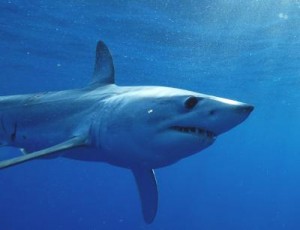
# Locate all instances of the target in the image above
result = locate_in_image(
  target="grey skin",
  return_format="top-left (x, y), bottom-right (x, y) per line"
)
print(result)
top-left (0, 41), bottom-right (254, 223)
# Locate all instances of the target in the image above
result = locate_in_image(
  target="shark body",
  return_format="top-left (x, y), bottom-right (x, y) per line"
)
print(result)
top-left (0, 41), bottom-right (253, 223)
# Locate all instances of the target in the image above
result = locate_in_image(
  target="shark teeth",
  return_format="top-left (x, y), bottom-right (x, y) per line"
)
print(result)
top-left (171, 126), bottom-right (215, 138)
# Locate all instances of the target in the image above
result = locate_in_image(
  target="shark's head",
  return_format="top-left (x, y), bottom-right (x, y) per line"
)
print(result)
top-left (87, 41), bottom-right (253, 169)
top-left (95, 86), bottom-right (253, 168)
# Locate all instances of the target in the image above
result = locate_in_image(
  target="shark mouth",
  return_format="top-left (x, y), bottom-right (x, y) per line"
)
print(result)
top-left (171, 126), bottom-right (216, 139)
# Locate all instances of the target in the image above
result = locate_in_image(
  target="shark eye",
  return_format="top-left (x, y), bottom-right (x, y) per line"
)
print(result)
top-left (184, 96), bottom-right (198, 109)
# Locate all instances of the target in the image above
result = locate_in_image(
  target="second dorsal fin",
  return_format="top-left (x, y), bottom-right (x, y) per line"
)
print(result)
top-left (90, 41), bottom-right (115, 86)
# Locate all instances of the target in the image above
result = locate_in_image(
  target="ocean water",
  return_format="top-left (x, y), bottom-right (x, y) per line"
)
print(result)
top-left (0, 0), bottom-right (299, 229)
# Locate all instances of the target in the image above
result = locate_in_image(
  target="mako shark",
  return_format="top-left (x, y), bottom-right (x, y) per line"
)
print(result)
top-left (0, 41), bottom-right (253, 223)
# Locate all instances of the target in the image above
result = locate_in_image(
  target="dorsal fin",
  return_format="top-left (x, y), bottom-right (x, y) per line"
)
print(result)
top-left (90, 41), bottom-right (115, 86)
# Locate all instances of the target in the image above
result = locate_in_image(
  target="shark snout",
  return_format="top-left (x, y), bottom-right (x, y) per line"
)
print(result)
top-left (235, 104), bottom-right (254, 114)
top-left (201, 98), bottom-right (254, 136)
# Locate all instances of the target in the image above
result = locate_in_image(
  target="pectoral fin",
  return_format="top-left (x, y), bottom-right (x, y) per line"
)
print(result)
top-left (132, 168), bottom-right (158, 224)
top-left (0, 136), bottom-right (87, 169)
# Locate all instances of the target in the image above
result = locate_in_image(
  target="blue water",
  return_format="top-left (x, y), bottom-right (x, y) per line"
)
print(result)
top-left (0, 0), bottom-right (299, 229)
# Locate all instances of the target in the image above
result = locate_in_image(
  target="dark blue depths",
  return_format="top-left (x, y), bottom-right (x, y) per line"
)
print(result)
top-left (0, 0), bottom-right (299, 229)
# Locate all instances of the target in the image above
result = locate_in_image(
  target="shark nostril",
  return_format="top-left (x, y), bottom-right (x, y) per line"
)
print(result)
top-left (209, 110), bottom-right (216, 116)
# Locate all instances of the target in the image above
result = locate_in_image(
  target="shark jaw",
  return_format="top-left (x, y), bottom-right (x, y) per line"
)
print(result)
top-left (169, 125), bottom-right (217, 151)
top-left (171, 126), bottom-right (216, 139)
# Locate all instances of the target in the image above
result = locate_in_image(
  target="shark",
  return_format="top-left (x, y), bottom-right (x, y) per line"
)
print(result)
top-left (0, 40), bottom-right (253, 223)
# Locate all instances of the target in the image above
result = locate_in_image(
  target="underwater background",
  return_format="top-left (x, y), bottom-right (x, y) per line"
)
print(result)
top-left (0, 0), bottom-right (299, 229)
